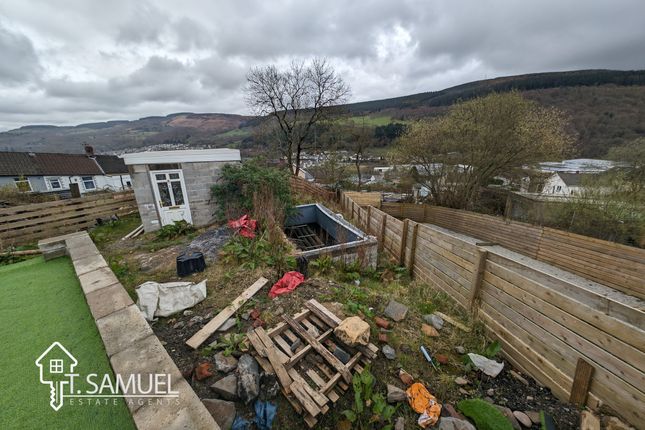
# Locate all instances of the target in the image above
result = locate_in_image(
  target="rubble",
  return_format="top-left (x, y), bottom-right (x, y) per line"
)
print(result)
top-left (382, 344), bottom-right (396, 360)
top-left (213, 352), bottom-right (238, 373)
top-left (236, 354), bottom-right (260, 404)
top-left (513, 411), bottom-right (532, 428)
top-left (438, 417), bottom-right (476, 430)
top-left (202, 398), bottom-right (236, 430)
top-left (211, 374), bottom-right (239, 401)
top-left (384, 299), bottom-right (408, 321)
top-left (333, 316), bottom-right (370, 346)
top-left (423, 313), bottom-right (444, 330)
top-left (387, 384), bottom-right (408, 403)
top-left (421, 323), bottom-right (439, 337)
top-left (454, 377), bottom-right (470, 386)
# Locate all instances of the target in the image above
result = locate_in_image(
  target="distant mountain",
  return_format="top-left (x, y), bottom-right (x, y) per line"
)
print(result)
top-left (1, 69), bottom-right (643, 157)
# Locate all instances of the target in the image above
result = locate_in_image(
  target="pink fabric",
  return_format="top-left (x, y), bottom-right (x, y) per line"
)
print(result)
top-left (228, 215), bottom-right (257, 238)
top-left (268, 271), bottom-right (305, 298)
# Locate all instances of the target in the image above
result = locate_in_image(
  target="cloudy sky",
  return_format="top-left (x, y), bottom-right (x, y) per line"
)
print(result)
top-left (1, 0), bottom-right (644, 130)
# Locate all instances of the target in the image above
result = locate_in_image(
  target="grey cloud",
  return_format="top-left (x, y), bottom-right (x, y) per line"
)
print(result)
top-left (116, 3), bottom-right (170, 45)
top-left (0, 23), bottom-right (42, 84)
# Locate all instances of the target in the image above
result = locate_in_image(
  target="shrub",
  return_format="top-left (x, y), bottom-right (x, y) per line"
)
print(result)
top-left (211, 161), bottom-right (293, 222)
top-left (156, 220), bottom-right (195, 240)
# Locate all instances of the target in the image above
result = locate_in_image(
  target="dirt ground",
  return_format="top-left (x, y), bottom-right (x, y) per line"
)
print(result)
top-left (93, 210), bottom-right (582, 430)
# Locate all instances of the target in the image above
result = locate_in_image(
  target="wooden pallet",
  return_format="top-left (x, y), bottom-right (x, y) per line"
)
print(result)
top-left (247, 299), bottom-right (378, 428)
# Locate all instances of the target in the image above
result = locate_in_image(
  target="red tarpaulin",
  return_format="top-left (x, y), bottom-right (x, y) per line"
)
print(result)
top-left (268, 271), bottom-right (305, 298)
top-left (228, 215), bottom-right (257, 239)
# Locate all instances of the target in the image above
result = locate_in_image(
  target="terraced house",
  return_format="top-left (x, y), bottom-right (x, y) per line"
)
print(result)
top-left (0, 147), bottom-right (131, 196)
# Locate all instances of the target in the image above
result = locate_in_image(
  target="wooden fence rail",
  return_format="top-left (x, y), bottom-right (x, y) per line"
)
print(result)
top-left (380, 202), bottom-right (645, 300)
top-left (340, 192), bottom-right (644, 429)
top-left (0, 191), bottom-right (137, 248)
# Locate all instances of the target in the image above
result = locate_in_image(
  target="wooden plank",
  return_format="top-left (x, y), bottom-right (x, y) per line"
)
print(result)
top-left (320, 352), bottom-right (362, 394)
top-left (282, 314), bottom-right (353, 383)
top-left (290, 380), bottom-right (321, 417)
top-left (569, 358), bottom-right (595, 407)
top-left (287, 368), bottom-right (329, 408)
top-left (469, 248), bottom-right (488, 316)
top-left (407, 222), bottom-right (419, 270)
top-left (580, 411), bottom-right (600, 430)
top-left (434, 312), bottom-right (470, 332)
top-left (399, 219), bottom-right (409, 265)
top-left (186, 277), bottom-right (269, 349)
top-left (286, 329), bottom-right (334, 368)
top-left (379, 214), bottom-right (387, 252)
top-left (254, 327), bottom-right (293, 393)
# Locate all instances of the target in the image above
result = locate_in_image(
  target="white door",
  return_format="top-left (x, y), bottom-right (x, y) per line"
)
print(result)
top-left (150, 170), bottom-right (192, 226)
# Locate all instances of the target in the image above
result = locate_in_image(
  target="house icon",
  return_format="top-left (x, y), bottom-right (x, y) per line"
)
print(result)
top-left (35, 342), bottom-right (78, 411)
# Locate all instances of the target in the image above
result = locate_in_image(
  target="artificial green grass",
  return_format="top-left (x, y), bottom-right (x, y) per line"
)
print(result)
top-left (0, 257), bottom-right (135, 430)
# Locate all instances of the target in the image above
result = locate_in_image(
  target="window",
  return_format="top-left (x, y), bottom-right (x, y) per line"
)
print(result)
top-left (49, 359), bottom-right (63, 374)
top-left (47, 177), bottom-right (62, 190)
top-left (556, 186), bottom-right (562, 192)
top-left (82, 176), bottom-right (96, 190)
top-left (13, 177), bottom-right (31, 192)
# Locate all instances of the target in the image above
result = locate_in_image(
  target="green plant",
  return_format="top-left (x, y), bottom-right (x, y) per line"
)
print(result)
top-left (457, 398), bottom-right (513, 430)
top-left (156, 220), bottom-right (196, 240)
top-left (342, 368), bottom-right (397, 430)
top-left (346, 301), bottom-right (374, 318)
top-left (202, 333), bottom-right (246, 357)
top-left (211, 161), bottom-right (294, 221)
top-left (310, 255), bottom-right (334, 275)
top-left (482, 340), bottom-right (501, 359)
top-left (0, 249), bottom-right (28, 266)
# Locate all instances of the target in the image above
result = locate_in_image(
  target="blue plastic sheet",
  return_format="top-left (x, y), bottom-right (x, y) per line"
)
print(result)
top-left (254, 400), bottom-right (277, 430)
top-left (231, 416), bottom-right (250, 430)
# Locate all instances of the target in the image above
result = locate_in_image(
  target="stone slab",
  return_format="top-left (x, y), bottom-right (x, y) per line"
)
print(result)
top-left (42, 247), bottom-right (67, 261)
top-left (78, 266), bottom-right (121, 294)
top-left (73, 253), bottom-right (108, 276)
top-left (132, 379), bottom-right (219, 430)
top-left (96, 304), bottom-right (153, 357)
top-left (67, 243), bottom-right (100, 261)
top-left (86, 282), bottom-right (134, 320)
top-left (110, 334), bottom-right (185, 413)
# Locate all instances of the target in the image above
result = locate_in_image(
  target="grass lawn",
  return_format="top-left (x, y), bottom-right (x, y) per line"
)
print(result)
top-left (0, 257), bottom-right (135, 430)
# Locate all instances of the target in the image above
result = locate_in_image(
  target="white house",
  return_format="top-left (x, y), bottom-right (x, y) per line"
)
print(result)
top-left (0, 149), bottom-right (131, 195)
top-left (541, 172), bottom-right (587, 197)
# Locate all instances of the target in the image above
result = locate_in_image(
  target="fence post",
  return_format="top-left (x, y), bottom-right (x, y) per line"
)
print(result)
top-left (351, 200), bottom-right (356, 221)
top-left (366, 206), bottom-right (372, 234)
top-left (504, 193), bottom-right (513, 223)
top-left (423, 205), bottom-right (428, 222)
top-left (379, 215), bottom-right (387, 252)
top-left (399, 219), bottom-right (409, 266)
top-left (468, 247), bottom-right (489, 318)
top-left (407, 223), bottom-right (419, 272)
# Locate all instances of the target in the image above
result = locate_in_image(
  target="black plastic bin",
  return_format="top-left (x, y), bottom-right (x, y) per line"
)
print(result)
top-left (176, 251), bottom-right (206, 277)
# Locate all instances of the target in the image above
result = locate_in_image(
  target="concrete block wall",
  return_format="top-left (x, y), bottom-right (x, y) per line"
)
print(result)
top-left (180, 161), bottom-right (227, 227)
top-left (128, 164), bottom-right (161, 232)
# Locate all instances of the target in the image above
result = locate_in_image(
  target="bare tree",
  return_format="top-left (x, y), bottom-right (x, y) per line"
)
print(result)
top-left (348, 119), bottom-right (371, 187)
top-left (245, 58), bottom-right (350, 175)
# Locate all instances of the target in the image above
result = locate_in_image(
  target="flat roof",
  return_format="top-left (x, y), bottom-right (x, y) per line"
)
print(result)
top-left (122, 149), bottom-right (241, 165)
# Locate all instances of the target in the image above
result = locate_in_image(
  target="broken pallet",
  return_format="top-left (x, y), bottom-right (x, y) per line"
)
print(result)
top-left (247, 299), bottom-right (378, 428)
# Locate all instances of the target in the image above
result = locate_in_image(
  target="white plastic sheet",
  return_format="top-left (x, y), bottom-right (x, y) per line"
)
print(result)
top-left (136, 280), bottom-right (207, 321)
top-left (467, 353), bottom-right (504, 377)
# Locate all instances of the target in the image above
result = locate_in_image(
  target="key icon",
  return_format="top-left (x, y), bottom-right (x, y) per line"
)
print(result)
top-left (35, 342), bottom-right (78, 411)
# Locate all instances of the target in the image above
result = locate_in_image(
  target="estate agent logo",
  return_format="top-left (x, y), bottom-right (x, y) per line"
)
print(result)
top-left (35, 342), bottom-right (179, 411)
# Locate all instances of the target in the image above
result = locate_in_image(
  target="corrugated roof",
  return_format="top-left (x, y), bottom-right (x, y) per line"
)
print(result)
top-left (557, 172), bottom-right (587, 186)
top-left (0, 151), bottom-right (104, 176)
top-left (94, 155), bottom-right (128, 174)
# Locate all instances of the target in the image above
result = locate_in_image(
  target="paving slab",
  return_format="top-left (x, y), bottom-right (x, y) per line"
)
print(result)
top-left (73, 253), bottom-right (108, 276)
top-left (66, 234), bottom-right (94, 249)
top-left (67, 242), bottom-right (100, 261)
top-left (86, 282), bottom-right (134, 320)
top-left (132, 379), bottom-right (219, 430)
top-left (96, 304), bottom-right (153, 357)
top-left (110, 334), bottom-right (185, 412)
top-left (78, 266), bottom-right (121, 294)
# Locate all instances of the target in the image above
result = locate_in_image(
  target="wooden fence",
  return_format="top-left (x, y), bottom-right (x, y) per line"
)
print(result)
top-left (289, 177), bottom-right (336, 201)
top-left (380, 202), bottom-right (645, 300)
top-left (0, 191), bottom-right (137, 248)
top-left (341, 193), bottom-right (644, 428)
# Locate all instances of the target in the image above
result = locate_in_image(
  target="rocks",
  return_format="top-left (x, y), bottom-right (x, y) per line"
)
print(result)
top-left (438, 417), bottom-right (476, 430)
top-left (423, 313), bottom-right (444, 330)
top-left (189, 315), bottom-right (204, 326)
top-left (486, 388), bottom-right (494, 396)
top-left (378, 333), bottom-right (388, 343)
top-left (214, 352), bottom-right (238, 373)
top-left (172, 321), bottom-right (185, 329)
top-left (202, 398), bottom-right (236, 430)
top-left (525, 411), bottom-right (540, 424)
top-left (421, 323), bottom-right (440, 337)
top-left (387, 384), bottom-right (408, 403)
top-left (454, 376), bottom-right (470, 386)
top-left (211, 374), bottom-right (239, 401)
top-left (217, 318), bottom-right (237, 332)
top-left (513, 411), bottom-right (532, 428)
top-left (399, 369), bottom-right (414, 386)
top-left (467, 353), bottom-right (504, 377)
top-left (384, 300), bottom-right (408, 322)
top-left (183, 310), bottom-right (194, 316)
top-left (435, 354), bottom-right (449, 364)
top-left (382, 345), bottom-right (396, 360)
top-left (454, 346), bottom-right (466, 354)
top-left (395, 417), bottom-right (405, 430)
top-left (259, 373), bottom-right (280, 400)
top-left (495, 406), bottom-right (521, 430)
top-left (374, 316), bottom-right (390, 329)
top-left (290, 339), bottom-right (302, 352)
top-left (306, 325), bottom-right (320, 338)
top-left (526, 396), bottom-right (534, 401)
top-left (443, 404), bottom-right (465, 420)
top-left (334, 316), bottom-right (371, 346)
top-left (236, 354), bottom-right (260, 404)
top-left (184, 226), bottom-right (232, 262)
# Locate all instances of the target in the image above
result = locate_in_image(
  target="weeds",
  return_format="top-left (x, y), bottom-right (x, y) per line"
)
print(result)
top-left (202, 333), bottom-right (246, 357)
top-left (341, 368), bottom-right (397, 430)
top-left (156, 220), bottom-right (195, 240)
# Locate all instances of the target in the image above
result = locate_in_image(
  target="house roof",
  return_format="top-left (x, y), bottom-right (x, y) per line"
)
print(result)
top-left (557, 172), bottom-right (587, 186)
top-left (94, 154), bottom-right (128, 174)
top-left (122, 148), bottom-right (241, 165)
top-left (0, 151), bottom-right (127, 177)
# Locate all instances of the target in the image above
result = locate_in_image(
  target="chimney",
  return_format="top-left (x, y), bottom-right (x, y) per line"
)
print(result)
top-left (84, 144), bottom-right (95, 156)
